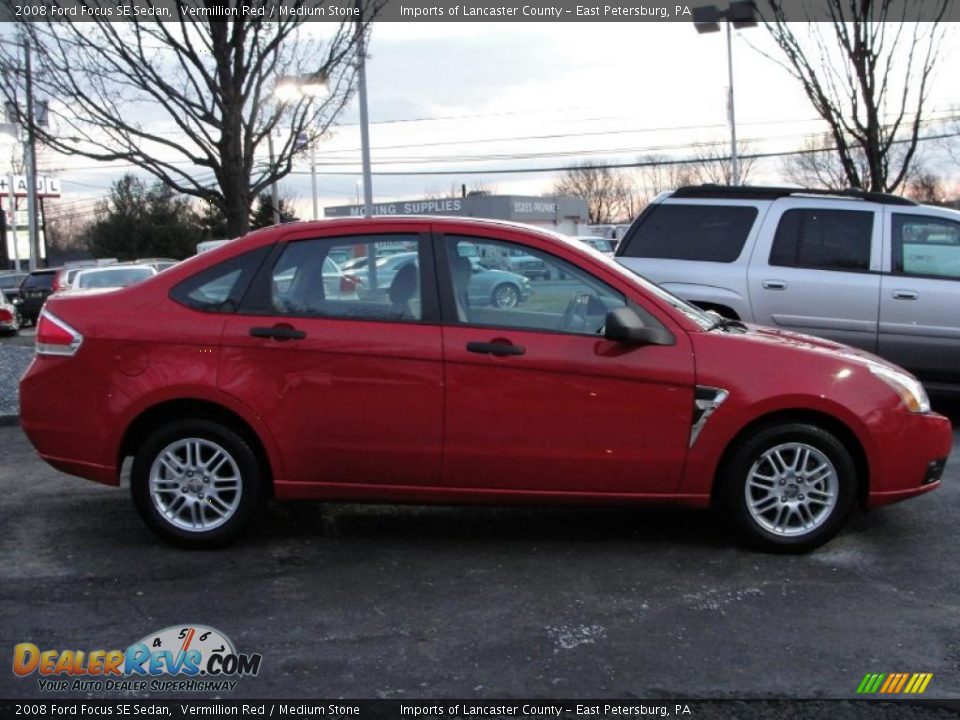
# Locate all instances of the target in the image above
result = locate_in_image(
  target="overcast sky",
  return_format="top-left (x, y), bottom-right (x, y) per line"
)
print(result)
top-left (7, 21), bottom-right (959, 223)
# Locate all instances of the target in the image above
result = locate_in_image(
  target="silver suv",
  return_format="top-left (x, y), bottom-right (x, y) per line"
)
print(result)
top-left (616, 185), bottom-right (960, 391)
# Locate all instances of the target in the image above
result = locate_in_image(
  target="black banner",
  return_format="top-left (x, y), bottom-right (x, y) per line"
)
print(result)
top-left (2, 700), bottom-right (960, 720)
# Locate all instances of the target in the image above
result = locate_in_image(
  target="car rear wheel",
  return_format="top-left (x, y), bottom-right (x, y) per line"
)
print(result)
top-left (130, 419), bottom-right (265, 548)
top-left (491, 283), bottom-right (520, 308)
top-left (720, 423), bottom-right (856, 553)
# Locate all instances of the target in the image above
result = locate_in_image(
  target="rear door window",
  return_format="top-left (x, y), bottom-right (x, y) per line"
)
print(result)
top-left (770, 209), bottom-right (873, 272)
top-left (619, 204), bottom-right (758, 263)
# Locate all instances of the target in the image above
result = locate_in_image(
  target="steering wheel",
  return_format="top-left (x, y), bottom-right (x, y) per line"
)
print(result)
top-left (560, 292), bottom-right (593, 333)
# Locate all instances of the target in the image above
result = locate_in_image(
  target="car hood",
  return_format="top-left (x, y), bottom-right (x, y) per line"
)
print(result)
top-left (736, 323), bottom-right (907, 374)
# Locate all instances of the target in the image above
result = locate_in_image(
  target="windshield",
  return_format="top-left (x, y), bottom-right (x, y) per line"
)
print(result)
top-left (552, 232), bottom-right (716, 330)
top-left (78, 267), bottom-right (153, 289)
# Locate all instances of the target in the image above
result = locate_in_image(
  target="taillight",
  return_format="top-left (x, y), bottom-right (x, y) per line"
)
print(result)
top-left (340, 276), bottom-right (357, 293)
top-left (52, 271), bottom-right (65, 292)
top-left (36, 309), bottom-right (83, 356)
top-left (0, 308), bottom-right (12, 323)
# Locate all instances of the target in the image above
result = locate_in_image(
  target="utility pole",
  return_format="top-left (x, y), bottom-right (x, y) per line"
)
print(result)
top-left (23, 38), bottom-right (41, 270)
top-left (355, 1), bottom-right (373, 218)
top-left (7, 177), bottom-right (19, 272)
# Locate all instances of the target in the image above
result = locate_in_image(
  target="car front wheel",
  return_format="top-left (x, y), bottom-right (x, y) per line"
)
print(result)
top-left (130, 419), bottom-right (265, 548)
top-left (720, 422), bottom-right (856, 553)
top-left (491, 283), bottom-right (520, 308)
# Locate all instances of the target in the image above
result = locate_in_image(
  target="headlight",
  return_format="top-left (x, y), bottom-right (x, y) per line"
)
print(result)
top-left (869, 364), bottom-right (930, 413)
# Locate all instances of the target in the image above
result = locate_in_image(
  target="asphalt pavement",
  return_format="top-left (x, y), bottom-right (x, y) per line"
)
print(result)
top-left (1, 406), bottom-right (959, 707)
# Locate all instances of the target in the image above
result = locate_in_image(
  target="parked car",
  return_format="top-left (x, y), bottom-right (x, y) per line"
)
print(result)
top-left (576, 236), bottom-right (617, 256)
top-left (135, 258), bottom-right (180, 272)
top-left (20, 217), bottom-right (951, 552)
top-left (616, 185), bottom-right (960, 392)
top-left (71, 265), bottom-right (158, 292)
top-left (0, 272), bottom-right (27, 308)
top-left (17, 268), bottom-right (59, 326)
top-left (0, 292), bottom-right (20, 335)
top-left (53, 260), bottom-right (119, 293)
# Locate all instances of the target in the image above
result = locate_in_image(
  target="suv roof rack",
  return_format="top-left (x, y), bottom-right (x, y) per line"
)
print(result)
top-left (671, 184), bottom-right (918, 207)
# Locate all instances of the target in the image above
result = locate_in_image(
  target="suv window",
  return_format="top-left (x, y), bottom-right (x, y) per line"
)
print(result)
top-left (445, 235), bottom-right (627, 335)
top-left (270, 234), bottom-right (423, 322)
top-left (893, 214), bottom-right (960, 280)
top-left (171, 247), bottom-right (269, 312)
top-left (620, 204), bottom-right (757, 263)
top-left (770, 209), bottom-right (873, 272)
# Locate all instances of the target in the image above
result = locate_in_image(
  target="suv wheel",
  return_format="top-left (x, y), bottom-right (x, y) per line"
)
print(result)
top-left (131, 419), bottom-right (265, 548)
top-left (720, 423), bottom-right (856, 553)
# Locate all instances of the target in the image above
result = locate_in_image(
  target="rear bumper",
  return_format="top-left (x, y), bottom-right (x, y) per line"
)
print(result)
top-left (20, 355), bottom-right (123, 487)
top-left (866, 411), bottom-right (952, 508)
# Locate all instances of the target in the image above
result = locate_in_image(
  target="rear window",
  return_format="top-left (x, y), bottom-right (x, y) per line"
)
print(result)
top-left (22, 272), bottom-right (55, 289)
top-left (619, 204), bottom-right (757, 263)
top-left (0, 275), bottom-right (25, 289)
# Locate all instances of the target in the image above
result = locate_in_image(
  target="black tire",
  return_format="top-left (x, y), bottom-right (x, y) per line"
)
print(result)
top-left (491, 283), bottom-right (520, 308)
top-left (719, 422), bottom-right (857, 553)
top-left (130, 419), bottom-right (266, 549)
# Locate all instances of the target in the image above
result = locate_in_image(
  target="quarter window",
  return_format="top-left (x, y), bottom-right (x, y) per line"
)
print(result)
top-left (892, 214), bottom-right (960, 280)
top-left (770, 209), bottom-right (873, 272)
top-left (445, 236), bottom-right (627, 336)
top-left (619, 204), bottom-right (757, 263)
top-left (171, 246), bottom-right (269, 312)
top-left (270, 235), bottom-right (423, 322)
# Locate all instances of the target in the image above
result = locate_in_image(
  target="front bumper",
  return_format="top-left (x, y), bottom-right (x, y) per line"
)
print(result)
top-left (866, 410), bottom-right (952, 508)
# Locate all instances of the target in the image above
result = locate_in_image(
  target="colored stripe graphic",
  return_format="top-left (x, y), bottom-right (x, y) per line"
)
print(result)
top-left (857, 673), bottom-right (932, 694)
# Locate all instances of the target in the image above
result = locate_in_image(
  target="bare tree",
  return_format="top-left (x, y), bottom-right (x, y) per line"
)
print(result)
top-left (689, 141), bottom-right (757, 186)
top-left (903, 163), bottom-right (950, 205)
top-left (636, 155), bottom-right (701, 201)
top-left (553, 161), bottom-right (637, 224)
top-left (0, 8), bottom-right (382, 236)
top-left (780, 134), bottom-right (869, 190)
top-left (760, 1), bottom-right (949, 193)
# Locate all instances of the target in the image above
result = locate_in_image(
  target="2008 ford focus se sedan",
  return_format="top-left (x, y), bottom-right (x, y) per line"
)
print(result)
top-left (20, 217), bottom-right (952, 552)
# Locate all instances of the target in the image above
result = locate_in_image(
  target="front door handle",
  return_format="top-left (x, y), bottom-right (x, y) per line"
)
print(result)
top-left (762, 280), bottom-right (788, 290)
top-left (892, 290), bottom-right (918, 301)
top-left (466, 341), bottom-right (525, 357)
top-left (250, 325), bottom-right (306, 341)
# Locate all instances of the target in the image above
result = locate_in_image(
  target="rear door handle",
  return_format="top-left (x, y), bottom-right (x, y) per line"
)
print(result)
top-left (466, 341), bottom-right (525, 357)
top-left (250, 325), bottom-right (306, 341)
top-left (892, 290), bottom-right (918, 301)
top-left (762, 280), bottom-right (788, 290)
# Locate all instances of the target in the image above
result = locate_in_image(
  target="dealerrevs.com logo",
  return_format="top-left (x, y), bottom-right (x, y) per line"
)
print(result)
top-left (12, 625), bottom-right (262, 693)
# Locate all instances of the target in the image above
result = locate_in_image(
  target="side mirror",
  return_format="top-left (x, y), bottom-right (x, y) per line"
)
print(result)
top-left (603, 307), bottom-right (674, 346)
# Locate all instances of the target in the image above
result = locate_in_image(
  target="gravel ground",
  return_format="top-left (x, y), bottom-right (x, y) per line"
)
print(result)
top-left (0, 343), bottom-right (32, 419)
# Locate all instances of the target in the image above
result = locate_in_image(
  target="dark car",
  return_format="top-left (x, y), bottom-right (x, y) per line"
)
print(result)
top-left (0, 272), bottom-right (27, 306)
top-left (17, 269), bottom-right (59, 326)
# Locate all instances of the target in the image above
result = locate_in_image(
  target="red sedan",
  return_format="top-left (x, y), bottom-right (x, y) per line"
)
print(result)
top-left (20, 217), bottom-right (952, 551)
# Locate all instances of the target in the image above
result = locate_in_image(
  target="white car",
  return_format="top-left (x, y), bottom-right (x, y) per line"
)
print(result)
top-left (71, 265), bottom-right (158, 292)
top-left (0, 292), bottom-right (20, 335)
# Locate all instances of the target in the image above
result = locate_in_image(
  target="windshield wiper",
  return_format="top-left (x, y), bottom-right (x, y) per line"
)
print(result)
top-left (708, 316), bottom-right (748, 332)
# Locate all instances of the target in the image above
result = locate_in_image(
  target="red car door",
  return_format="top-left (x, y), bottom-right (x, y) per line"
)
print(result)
top-left (218, 225), bottom-right (444, 492)
top-left (439, 231), bottom-right (695, 497)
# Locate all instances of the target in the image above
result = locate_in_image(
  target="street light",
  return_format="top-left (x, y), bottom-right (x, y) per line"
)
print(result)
top-left (272, 73), bottom-right (329, 222)
top-left (693, 0), bottom-right (757, 186)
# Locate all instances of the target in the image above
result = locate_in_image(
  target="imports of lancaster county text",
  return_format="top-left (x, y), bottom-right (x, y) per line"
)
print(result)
top-left (399, 5), bottom-right (692, 19)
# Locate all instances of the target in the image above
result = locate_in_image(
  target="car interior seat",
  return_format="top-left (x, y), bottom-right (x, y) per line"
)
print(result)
top-left (388, 262), bottom-right (419, 320)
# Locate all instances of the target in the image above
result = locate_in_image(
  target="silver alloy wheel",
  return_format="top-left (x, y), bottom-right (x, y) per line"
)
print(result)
top-left (744, 442), bottom-right (839, 537)
top-left (148, 438), bottom-right (242, 532)
top-left (493, 284), bottom-right (519, 308)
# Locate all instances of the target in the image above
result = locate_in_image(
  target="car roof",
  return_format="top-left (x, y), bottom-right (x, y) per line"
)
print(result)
top-left (669, 184), bottom-right (917, 207)
top-left (76, 264), bottom-right (156, 275)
